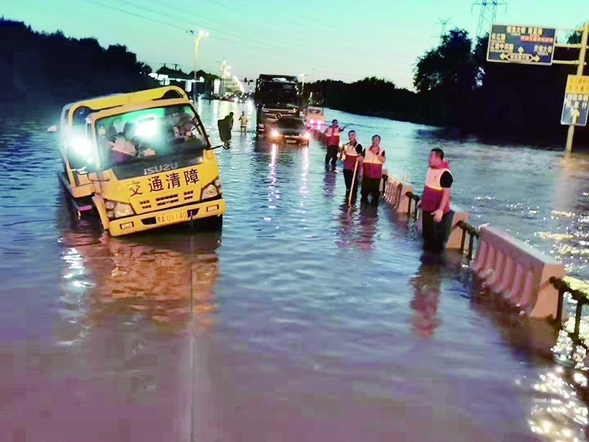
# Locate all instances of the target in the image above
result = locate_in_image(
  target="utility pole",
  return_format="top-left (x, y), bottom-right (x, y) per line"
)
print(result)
top-left (565, 22), bottom-right (589, 154)
top-left (472, 0), bottom-right (507, 38)
top-left (186, 30), bottom-right (209, 102)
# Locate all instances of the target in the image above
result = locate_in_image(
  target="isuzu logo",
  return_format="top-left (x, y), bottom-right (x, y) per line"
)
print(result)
top-left (144, 162), bottom-right (178, 175)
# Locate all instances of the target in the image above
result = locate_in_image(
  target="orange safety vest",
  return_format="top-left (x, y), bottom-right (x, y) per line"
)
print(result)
top-left (325, 126), bottom-right (342, 146)
top-left (420, 166), bottom-right (452, 214)
top-left (343, 142), bottom-right (361, 170)
top-left (362, 148), bottom-right (385, 179)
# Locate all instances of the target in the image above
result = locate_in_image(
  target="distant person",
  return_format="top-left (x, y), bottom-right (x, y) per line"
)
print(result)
top-left (239, 111), bottom-right (248, 135)
top-left (226, 112), bottom-right (235, 129)
top-left (418, 148), bottom-right (453, 253)
top-left (340, 130), bottom-right (363, 197)
top-left (323, 119), bottom-right (347, 172)
top-left (218, 115), bottom-right (232, 148)
top-left (358, 135), bottom-right (386, 205)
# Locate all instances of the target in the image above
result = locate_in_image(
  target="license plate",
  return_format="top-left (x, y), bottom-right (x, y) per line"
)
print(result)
top-left (156, 211), bottom-right (188, 224)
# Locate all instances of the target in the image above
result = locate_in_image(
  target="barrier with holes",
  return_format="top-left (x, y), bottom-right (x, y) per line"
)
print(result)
top-left (472, 224), bottom-right (565, 319)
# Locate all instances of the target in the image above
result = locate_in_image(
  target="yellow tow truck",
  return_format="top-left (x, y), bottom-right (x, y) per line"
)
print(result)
top-left (51, 86), bottom-right (230, 236)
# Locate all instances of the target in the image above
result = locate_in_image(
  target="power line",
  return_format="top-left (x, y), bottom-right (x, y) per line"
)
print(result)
top-left (87, 0), bottom-right (358, 70)
top-left (76, 0), bottom-right (410, 84)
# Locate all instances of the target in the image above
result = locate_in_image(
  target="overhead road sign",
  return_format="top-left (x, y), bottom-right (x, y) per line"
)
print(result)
top-left (486, 24), bottom-right (556, 66)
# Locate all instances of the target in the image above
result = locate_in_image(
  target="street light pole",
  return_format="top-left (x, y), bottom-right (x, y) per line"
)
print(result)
top-left (565, 21), bottom-right (589, 154)
top-left (187, 30), bottom-right (209, 102)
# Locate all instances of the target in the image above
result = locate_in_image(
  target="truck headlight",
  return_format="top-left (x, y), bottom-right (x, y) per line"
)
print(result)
top-left (201, 178), bottom-right (222, 200)
top-left (201, 184), bottom-right (219, 200)
top-left (302, 131), bottom-right (311, 140)
top-left (114, 202), bottom-right (134, 218)
top-left (269, 129), bottom-right (280, 138)
top-left (104, 200), bottom-right (135, 219)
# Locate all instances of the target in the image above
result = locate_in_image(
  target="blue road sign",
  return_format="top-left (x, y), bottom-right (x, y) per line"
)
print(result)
top-left (486, 24), bottom-right (556, 66)
top-left (561, 94), bottom-right (589, 126)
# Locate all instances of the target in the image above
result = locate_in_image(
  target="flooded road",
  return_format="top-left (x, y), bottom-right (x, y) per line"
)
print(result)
top-left (1, 99), bottom-right (589, 441)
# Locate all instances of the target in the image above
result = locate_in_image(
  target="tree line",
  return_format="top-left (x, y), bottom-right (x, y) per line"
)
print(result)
top-left (2, 16), bottom-right (588, 144)
top-left (307, 27), bottom-right (589, 145)
top-left (0, 18), bottom-right (159, 106)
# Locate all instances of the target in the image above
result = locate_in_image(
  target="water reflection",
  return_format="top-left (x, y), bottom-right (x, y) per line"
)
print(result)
top-left (409, 258), bottom-right (442, 338)
top-left (335, 202), bottom-right (379, 252)
top-left (323, 169), bottom-right (337, 199)
top-left (59, 229), bottom-right (221, 335)
top-left (358, 202), bottom-right (379, 251)
top-left (526, 364), bottom-right (589, 441)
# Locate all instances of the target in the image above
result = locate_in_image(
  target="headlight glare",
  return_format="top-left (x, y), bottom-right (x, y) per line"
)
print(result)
top-left (201, 183), bottom-right (219, 200)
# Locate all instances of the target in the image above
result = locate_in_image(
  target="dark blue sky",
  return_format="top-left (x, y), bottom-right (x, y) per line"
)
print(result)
top-left (3, 0), bottom-right (587, 90)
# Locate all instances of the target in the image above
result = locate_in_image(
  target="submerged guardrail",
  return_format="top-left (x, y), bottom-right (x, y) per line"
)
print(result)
top-left (380, 171), bottom-right (589, 332)
top-left (549, 276), bottom-right (589, 356)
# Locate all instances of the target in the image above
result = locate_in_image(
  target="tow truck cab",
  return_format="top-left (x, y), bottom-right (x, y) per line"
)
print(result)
top-left (54, 87), bottom-right (230, 236)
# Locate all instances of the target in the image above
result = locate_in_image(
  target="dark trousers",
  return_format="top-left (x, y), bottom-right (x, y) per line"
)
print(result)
top-left (325, 145), bottom-right (338, 169)
top-left (422, 210), bottom-right (454, 253)
top-left (361, 178), bottom-right (380, 204)
top-left (343, 168), bottom-right (358, 193)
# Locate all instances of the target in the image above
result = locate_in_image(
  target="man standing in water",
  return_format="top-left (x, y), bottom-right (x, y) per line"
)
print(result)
top-left (239, 111), bottom-right (248, 135)
top-left (340, 130), bottom-right (363, 198)
top-left (359, 135), bottom-right (386, 205)
top-left (323, 119), bottom-right (346, 172)
top-left (418, 148), bottom-right (453, 253)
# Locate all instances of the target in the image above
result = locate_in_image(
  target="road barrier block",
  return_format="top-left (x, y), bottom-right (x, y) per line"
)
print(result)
top-left (472, 224), bottom-right (565, 319)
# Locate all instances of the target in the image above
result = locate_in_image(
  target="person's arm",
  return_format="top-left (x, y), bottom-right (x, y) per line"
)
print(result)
top-left (377, 149), bottom-right (386, 164)
top-left (432, 171), bottom-right (453, 222)
top-left (355, 143), bottom-right (363, 154)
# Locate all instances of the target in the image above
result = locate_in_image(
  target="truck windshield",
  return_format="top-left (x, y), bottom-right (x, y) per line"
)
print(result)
top-left (96, 104), bottom-right (209, 167)
top-left (257, 83), bottom-right (299, 105)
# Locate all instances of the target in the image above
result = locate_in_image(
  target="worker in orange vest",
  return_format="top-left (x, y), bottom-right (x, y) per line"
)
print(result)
top-left (323, 119), bottom-right (346, 172)
top-left (418, 148), bottom-right (454, 252)
top-left (358, 135), bottom-right (386, 205)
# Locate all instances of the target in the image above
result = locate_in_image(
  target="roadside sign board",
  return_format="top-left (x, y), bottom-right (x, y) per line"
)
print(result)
top-left (486, 24), bottom-right (556, 65)
top-left (561, 75), bottom-right (589, 126)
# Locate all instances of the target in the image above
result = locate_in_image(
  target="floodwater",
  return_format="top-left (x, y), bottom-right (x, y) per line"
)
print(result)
top-left (1, 98), bottom-right (589, 441)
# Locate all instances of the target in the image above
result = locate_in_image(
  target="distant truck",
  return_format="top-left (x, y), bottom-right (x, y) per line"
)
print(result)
top-left (254, 74), bottom-right (301, 136)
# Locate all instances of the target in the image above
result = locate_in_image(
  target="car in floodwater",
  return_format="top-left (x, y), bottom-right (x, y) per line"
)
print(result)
top-left (266, 117), bottom-right (311, 146)
top-left (304, 106), bottom-right (325, 129)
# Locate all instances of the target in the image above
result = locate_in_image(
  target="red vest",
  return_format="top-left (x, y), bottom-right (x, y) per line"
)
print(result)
top-left (420, 166), bottom-right (451, 214)
top-left (343, 142), bottom-right (360, 170)
top-left (362, 148), bottom-right (384, 179)
top-left (325, 126), bottom-right (341, 146)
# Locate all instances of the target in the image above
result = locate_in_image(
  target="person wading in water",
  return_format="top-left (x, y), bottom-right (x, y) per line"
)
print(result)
top-left (358, 135), bottom-right (386, 205)
top-left (340, 130), bottom-right (363, 198)
top-left (323, 119), bottom-right (346, 172)
top-left (418, 148), bottom-right (453, 253)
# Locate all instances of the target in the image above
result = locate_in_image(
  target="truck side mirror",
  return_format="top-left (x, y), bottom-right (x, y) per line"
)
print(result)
top-left (217, 119), bottom-right (231, 146)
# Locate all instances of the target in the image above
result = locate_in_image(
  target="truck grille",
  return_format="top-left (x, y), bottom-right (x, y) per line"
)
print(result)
top-left (136, 189), bottom-right (198, 211)
top-left (156, 194), bottom-right (179, 207)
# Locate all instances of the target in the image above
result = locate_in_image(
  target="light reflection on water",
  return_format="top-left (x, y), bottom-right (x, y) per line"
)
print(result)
top-left (0, 101), bottom-right (589, 440)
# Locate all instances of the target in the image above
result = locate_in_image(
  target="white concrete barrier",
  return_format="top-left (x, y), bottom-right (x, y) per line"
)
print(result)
top-left (471, 224), bottom-right (565, 319)
top-left (381, 170), bottom-right (414, 214)
top-left (445, 205), bottom-right (470, 250)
